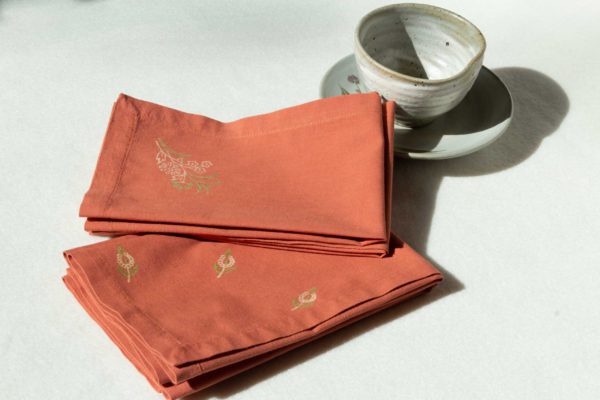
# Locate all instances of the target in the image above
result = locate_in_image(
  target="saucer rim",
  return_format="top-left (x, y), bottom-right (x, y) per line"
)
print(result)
top-left (319, 55), bottom-right (514, 160)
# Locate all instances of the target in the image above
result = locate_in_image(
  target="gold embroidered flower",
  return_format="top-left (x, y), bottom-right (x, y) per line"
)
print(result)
top-left (291, 287), bottom-right (317, 310)
top-left (155, 138), bottom-right (219, 192)
top-left (116, 245), bottom-right (139, 283)
top-left (184, 160), bottom-right (213, 174)
top-left (213, 249), bottom-right (236, 278)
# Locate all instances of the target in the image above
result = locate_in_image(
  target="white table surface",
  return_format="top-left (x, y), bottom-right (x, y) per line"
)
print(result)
top-left (2, 1), bottom-right (599, 399)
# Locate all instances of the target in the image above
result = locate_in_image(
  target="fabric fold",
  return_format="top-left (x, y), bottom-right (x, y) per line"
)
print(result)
top-left (80, 93), bottom-right (395, 257)
top-left (63, 234), bottom-right (442, 399)
top-left (65, 93), bottom-right (443, 399)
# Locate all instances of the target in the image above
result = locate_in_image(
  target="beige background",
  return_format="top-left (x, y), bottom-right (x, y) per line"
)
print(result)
top-left (1, 0), bottom-right (599, 399)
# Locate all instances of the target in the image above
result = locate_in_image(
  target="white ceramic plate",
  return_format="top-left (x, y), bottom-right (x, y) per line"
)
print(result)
top-left (320, 55), bottom-right (513, 160)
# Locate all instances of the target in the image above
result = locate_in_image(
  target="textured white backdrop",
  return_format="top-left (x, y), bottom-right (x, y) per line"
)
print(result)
top-left (1, 1), bottom-right (599, 399)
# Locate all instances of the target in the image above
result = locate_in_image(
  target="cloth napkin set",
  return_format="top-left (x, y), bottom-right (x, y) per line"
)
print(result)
top-left (63, 92), bottom-right (443, 399)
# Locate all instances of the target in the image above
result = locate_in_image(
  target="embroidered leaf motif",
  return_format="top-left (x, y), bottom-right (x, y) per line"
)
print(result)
top-left (155, 138), bottom-right (220, 193)
top-left (116, 245), bottom-right (139, 283)
top-left (291, 287), bottom-right (317, 311)
top-left (213, 249), bottom-right (236, 278)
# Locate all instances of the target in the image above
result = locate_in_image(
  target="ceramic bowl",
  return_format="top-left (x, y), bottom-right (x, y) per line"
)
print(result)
top-left (355, 3), bottom-right (486, 127)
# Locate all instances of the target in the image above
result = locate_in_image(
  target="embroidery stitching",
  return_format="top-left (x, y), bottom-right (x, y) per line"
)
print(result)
top-left (291, 287), bottom-right (317, 310)
top-left (213, 249), bottom-right (236, 278)
top-left (155, 138), bottom-right (219, 192)
top-left (116, 245), bottom-right (139, 283)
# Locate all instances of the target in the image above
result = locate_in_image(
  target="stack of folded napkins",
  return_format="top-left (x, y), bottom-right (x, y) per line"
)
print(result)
top-left (63, 93), bottom-right (442, 399)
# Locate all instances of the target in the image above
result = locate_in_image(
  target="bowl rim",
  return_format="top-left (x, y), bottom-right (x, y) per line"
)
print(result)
top-left (354, 3), bottom-right (487, 84)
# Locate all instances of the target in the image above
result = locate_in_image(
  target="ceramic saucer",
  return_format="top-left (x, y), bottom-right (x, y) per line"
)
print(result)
top-left (320, 55), bottom-right (513, 160)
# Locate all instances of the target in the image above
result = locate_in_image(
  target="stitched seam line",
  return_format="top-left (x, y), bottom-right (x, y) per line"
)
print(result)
top-left (214, 112), bottom-right (373, 139)
top-left (103, 107), bottom-right (140, 212)
top-left (186, 272), bottom-right (441, 358)
top-left (92, 250), bottom-right (189, 350)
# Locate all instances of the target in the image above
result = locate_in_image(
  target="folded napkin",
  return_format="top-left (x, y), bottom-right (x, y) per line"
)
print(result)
top-left (80, 93), bottom-right (395, 256)
top-left (63, 234), bottom-right (442, 399)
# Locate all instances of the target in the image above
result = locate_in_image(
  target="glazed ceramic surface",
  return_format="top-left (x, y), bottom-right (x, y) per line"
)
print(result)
top-left (320, 55), bottom-right (512, 160)
top-left (354, 3), bottom-right (486, 127)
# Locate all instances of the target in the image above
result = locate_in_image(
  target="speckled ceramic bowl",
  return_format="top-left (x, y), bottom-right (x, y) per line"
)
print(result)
top-left (355, 3), bottom-right (486, 127)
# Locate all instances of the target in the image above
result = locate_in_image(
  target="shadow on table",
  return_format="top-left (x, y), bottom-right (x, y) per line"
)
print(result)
top-left (392, 67), bottom-right (569, 254)
top-left (185, 67), bottom-right (568, 399)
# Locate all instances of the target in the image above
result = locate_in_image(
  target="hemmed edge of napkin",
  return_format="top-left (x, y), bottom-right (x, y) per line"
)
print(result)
top-left (79, 93), bottom-right (395, 257)
top-left (62, 235), bottom-right (441, 386)
top-left (160, 277), bottom-right (440, 399)
top-left (382, 100), bottom-right (396, 248)
top-left (64, 262), bottom-right (441, 399)
top-left (80, 94), bottom-right (140, 217)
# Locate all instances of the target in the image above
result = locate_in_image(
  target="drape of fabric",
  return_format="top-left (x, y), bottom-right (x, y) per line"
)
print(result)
top-left (64, 93), bottom-right (443, 399)
top-left (63, 234), bottom-right (442, 399)
top-left (80, 93), bottom-right (395, 257)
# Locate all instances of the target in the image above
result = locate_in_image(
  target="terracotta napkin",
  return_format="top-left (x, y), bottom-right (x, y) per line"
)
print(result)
top-left (63, 234), bottom-right (442, 399)
top-left (80, 93), bottom-right (395, 256)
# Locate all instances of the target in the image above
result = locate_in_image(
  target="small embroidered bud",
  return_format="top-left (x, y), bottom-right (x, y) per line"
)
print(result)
top-left (291, 287), bottom-right (318, 310)
top-left (213, 249), bottom-right (236, 278)
top-left (116, 245), bottom-right (139, 283)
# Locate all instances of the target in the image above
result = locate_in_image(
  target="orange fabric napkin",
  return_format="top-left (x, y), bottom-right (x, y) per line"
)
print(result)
top-left (63, 234), bottom-right (442, 399)
top-left (80, 93), bottom-right (395, 257)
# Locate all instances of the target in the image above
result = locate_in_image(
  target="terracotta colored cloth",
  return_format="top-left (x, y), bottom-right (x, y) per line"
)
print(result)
top-left (80, 93), bottom-right (395, 257)
top-left (65, 94), bottom-right (442, 398)
top-left (63, 234), bottom-right (442, 399)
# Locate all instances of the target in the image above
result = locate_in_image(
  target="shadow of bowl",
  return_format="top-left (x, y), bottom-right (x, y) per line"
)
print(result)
top-left (436, 67), bottom-right (569, 175)
top-left (392, 67), bottom-right (569, 252)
